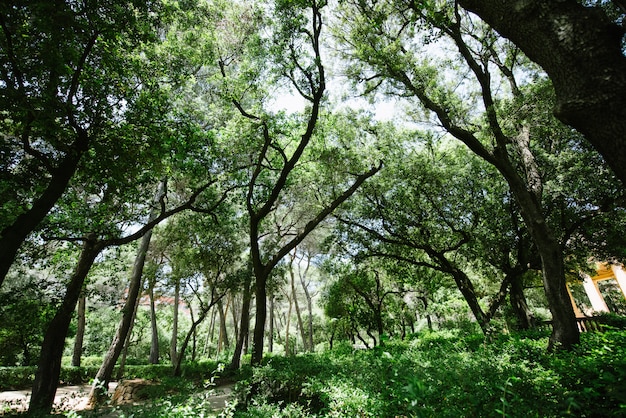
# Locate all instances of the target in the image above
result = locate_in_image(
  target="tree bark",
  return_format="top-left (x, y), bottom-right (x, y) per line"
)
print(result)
top-left (268, 295), bottom-right (275, 353)
top-left (229, 274), bottom-right (252, 370)
top-left (29, 236), bottom-right (101, 415)
top-left (170, 278), bottom-right (180, 366)
top-left (299, 268), bottom-right (315, 351)
top-left (116, 289), bottom-right (141, 380)
top-left (217, 299), bottom-right (229, 352)
top-left (71, 293), bottom-right (86, 367)
top-left (509, 273), bottom-right (535, 330)
top-left (149, 277), bottom-right (160, 364)
top-left (87, 225), bottom-right (154, 407)
top-left (458, 0), bottom-right (626, 186)
top-left (289, 254), bottom-right (307, 351)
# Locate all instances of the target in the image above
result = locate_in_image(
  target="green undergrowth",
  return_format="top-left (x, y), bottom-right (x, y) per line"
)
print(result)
top-left (0, 359), bottom-right (224, 391)
top-left (232, 330), bottom-right (626, 417)
top-left (4, 331), bottom-right (625, 417)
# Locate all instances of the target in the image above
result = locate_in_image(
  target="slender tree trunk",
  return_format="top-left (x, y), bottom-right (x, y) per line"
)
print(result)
top-left (71, 293), bottom-right (86, 367)
top-left (499, 157), bottom-right (579, 349)
top-left (284, 288), bottom-right (293, 356)
top-left (290, 261), bottom-right (306, 351)
top-left (230, 274), bottom-right (252, 370)
top-left (117, 291), bottom-right (141, 380)
top-left (217, 299), bottom-right (229, 352)
top-left (87, 227), bottom-right (154, 407)
top-left (208, 307), bottom-right (217, 357)
top-left (170, 278), bottom-right (180, 366)
top-left (190, 306), bottom-right (197, 361)
top-left (149, 278), bottom-right (160, 364)
top-left (299, 272), bottom-right (314, 351)
top-left (231, 293), bottom-right (239, 344)
top-left (268, 295), bottom-right (274, 353)
top-left (173, 304), bottom-right (212, 376)
top-left (29, 236), bottom-right (101, 415)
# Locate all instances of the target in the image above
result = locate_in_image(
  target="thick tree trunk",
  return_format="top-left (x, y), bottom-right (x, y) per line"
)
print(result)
top-left (0, 143), bottom-right (87, 287)
top-left (458, 0), bottom-right (626, 186)
top-left (509, 274), bottom-right (536, 330)
top-left (446, 266), bottom-right (491, 334)
top-left (87, 227), bottom-right (153, 407)
top-left (149, 278), bottom-right (160, 364)
top-left (252, 271), bottom-right (268, 364)
top-left (229, 274), bottom-right (252, 370)
top-left (71, 293), bottom-right (86, 367)
top-left (29, 237), bottom-right (101, 415)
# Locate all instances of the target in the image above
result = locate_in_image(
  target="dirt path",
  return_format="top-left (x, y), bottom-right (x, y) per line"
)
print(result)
top-left (0, 383), bottom-right (107, 414)
top-left (0, 382), bottom-right (234, 416)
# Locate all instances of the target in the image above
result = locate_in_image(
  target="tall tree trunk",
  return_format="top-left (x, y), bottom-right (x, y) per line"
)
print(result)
top-left (71, 293), bottom-right (86, 367)
top-left (284, 288), bottom-right (293, 356)
top-left (499, 150), bottom-right (579, 349)
top-left (217, 299), bottom-right (229, 352)
top-left (229, 274), bottom-right (252, 370)
top-left (87, 228), bottom-right (154, 407)
top-left (117, 291), bottom-right (141, 380)
top-left (170, 278), bottom-right (180, 366)
top-left (230, 293), bottom-right (239, 344)
top-left (208, 306), bottom-right (217, 358)
top-left (289, 256), bottom-right (306, 351)
top-left (149, 277), bottom-right (160, 364)
top-left (251, 267), bottom-right (268, 365)
top-left (29, 236), bottom-right (101, 415)
top-left (268, 295), bottom-right (275, 353)
top-left (299, 265), bottom-right (315, 352)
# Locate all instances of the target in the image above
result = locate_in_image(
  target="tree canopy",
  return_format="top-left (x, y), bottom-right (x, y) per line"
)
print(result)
top-left (1, 0), bottom-right (625, 414)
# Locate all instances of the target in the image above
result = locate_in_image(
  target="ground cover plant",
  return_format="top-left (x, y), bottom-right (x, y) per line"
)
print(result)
top-left (44, 329), bottom-right (626, 418)
top-left (232, 330), bottom-right (626, 417)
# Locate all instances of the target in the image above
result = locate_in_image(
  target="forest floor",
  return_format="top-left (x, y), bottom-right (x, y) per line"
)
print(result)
top-left (0, 381), bottom-right (235, 416)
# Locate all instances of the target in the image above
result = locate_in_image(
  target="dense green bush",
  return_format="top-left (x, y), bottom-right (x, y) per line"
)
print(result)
top-left (0, 360), bottom-right (223, 391)
top-left (232, 330), bottom-right (626, 417)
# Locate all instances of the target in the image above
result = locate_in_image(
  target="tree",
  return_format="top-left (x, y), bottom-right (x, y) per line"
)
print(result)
top-left (0, 0), bottom-right (164, 285)
top-left (456, 0), bottom-right (626, 186)
top-left (213, 0), bottom-right (382, 365)
top-left (337, 0), bottom-right (582, 349)
top-left (159, 210), bottom-right (243, 376)
top-left (28, 176), bottom-right (224, 414)
top-left (333, 143), bottom-right (517, 335)
top-left (87, 179), bottom-right (166, 406)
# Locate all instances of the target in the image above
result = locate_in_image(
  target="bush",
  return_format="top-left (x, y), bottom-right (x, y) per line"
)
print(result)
top-left (233, 330), bottom-right (626, 417)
